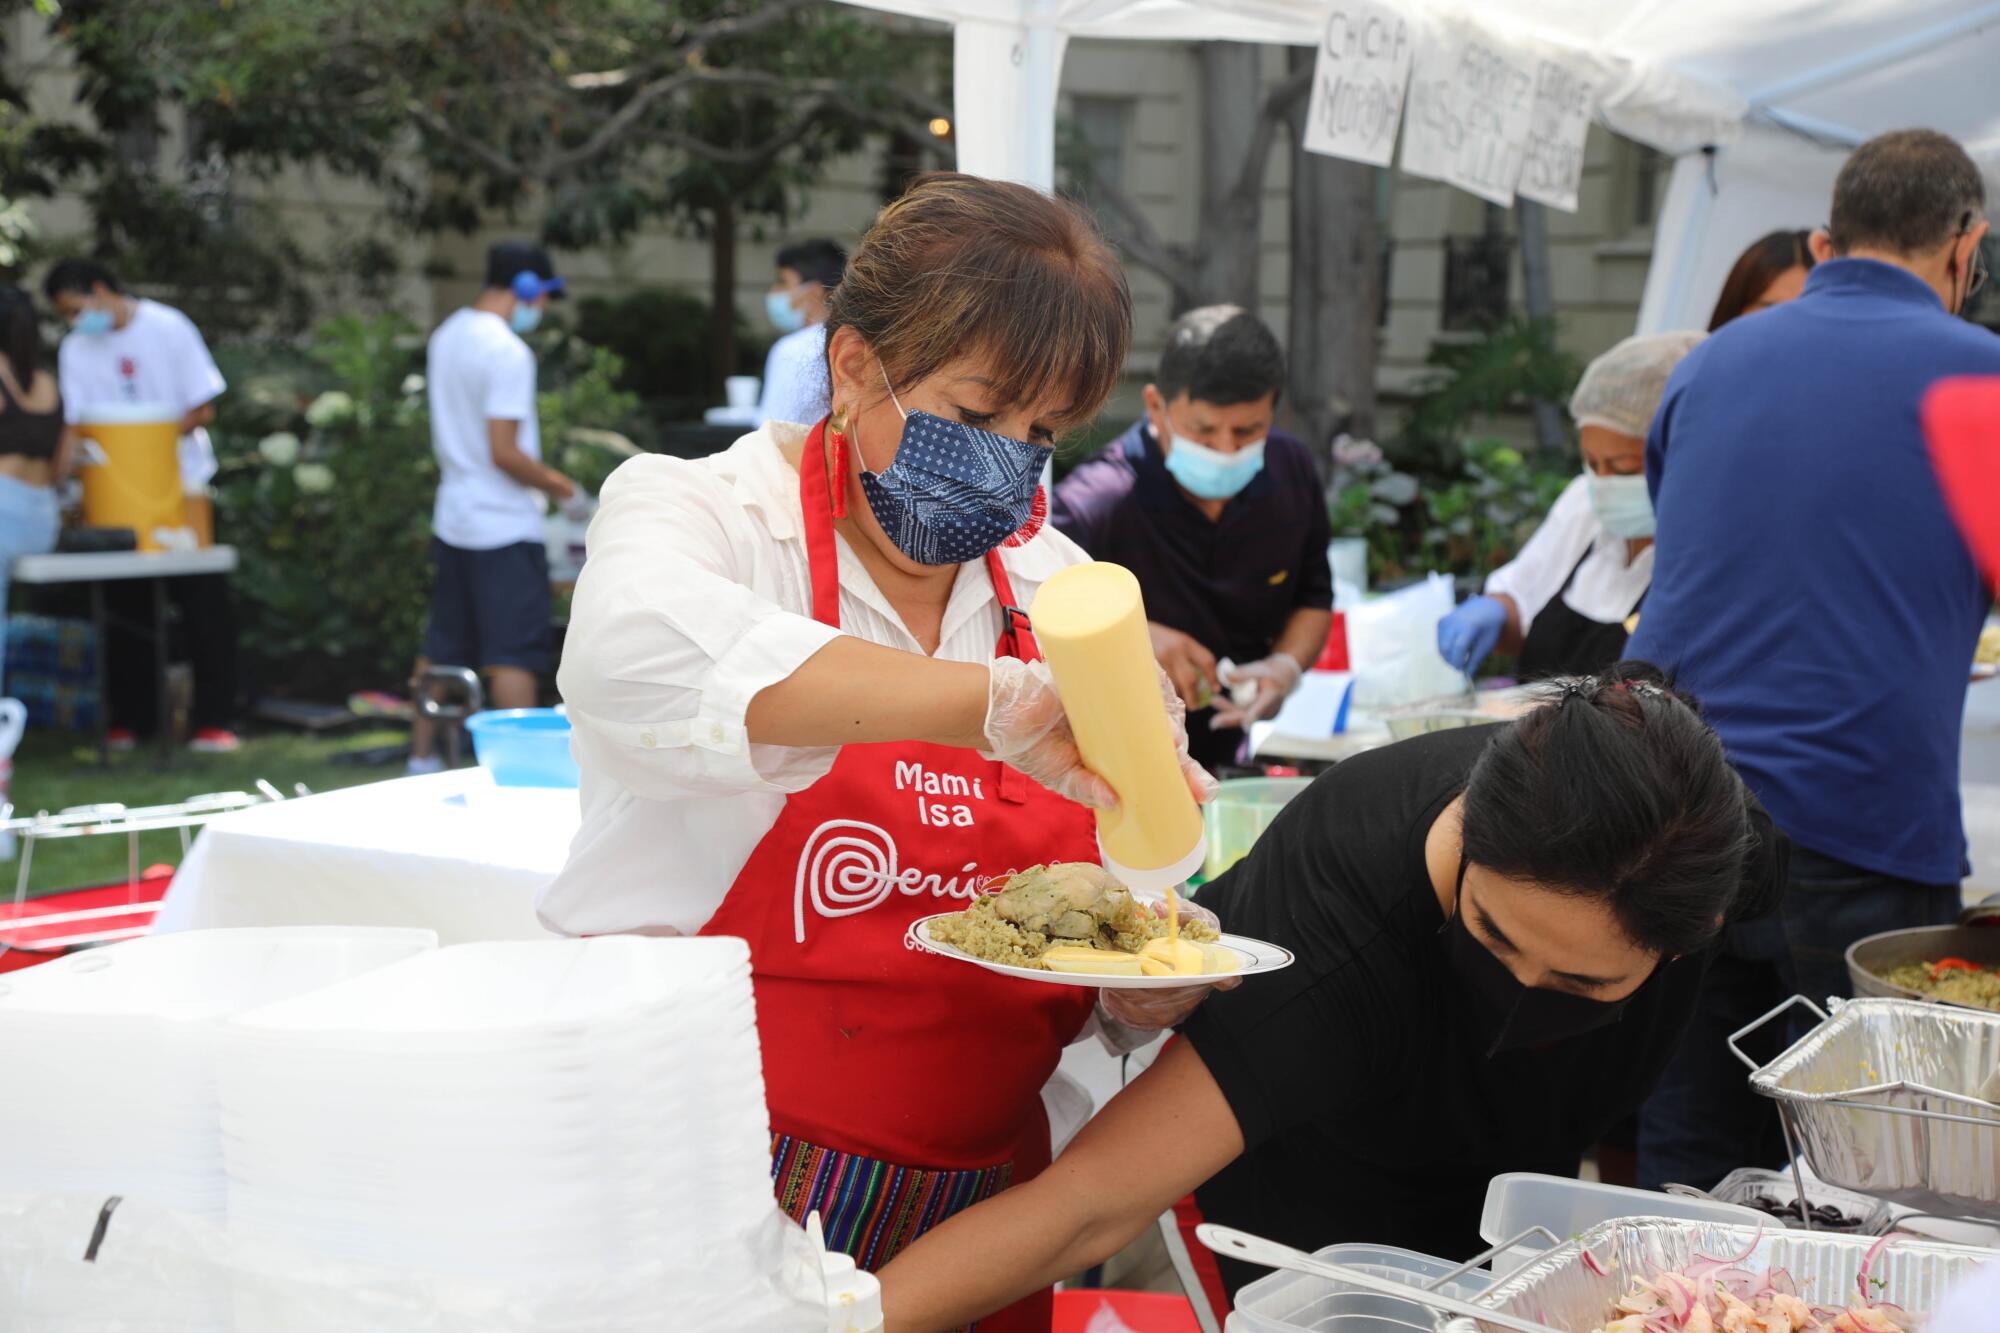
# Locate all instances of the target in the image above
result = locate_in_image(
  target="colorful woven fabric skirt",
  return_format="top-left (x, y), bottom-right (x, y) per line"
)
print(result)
top-left (770, 1133), bottom-right (1014, 1273)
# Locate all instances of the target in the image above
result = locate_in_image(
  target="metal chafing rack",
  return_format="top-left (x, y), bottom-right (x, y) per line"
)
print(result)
top-left (1729, 995), bottom-right (2000, 1223)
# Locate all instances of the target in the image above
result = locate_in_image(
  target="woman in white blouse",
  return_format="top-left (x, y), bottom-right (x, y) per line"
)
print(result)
top-left (1437, 332), bottom-right (1706, 680)
top-left (542, 173), bottom-right (1213, 1333)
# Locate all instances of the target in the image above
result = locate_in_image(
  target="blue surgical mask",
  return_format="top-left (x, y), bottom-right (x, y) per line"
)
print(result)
top-left (1163, 433), bottom-right (1265, 500)
top-left (510, 303), bottom-right (543, 335)
top-left (74, 307), bottom-right (115, 338)
top-left (1588, 471), bottom-right (1655, 539)
top-left (765, 290), bottom-right (806, 334)
top-left (857, 372), bottom-right (1046, 566)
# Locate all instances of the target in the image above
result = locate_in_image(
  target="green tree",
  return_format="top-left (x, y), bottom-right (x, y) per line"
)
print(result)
top-left (48, 0), bottom-right (950, 355)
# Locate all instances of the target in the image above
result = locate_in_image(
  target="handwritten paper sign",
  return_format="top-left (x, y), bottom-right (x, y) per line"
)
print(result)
top-left (1518, 52), bottom-right (1596, 212)
top-left (1400, 14), bottom-right (1537, 206)
top-left (1302, 0), bottom-right (1415, 167)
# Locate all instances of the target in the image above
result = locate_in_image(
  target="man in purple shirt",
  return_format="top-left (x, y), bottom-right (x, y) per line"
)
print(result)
top-left (1054, 305), bottom-right (1332, 770)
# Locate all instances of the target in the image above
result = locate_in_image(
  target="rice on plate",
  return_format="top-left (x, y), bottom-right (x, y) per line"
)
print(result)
top-left (928, 863), bottom-right (1222, 973)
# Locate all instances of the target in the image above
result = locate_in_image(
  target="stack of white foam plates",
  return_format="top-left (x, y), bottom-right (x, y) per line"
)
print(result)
top-left (0, 927), bottom-right (437, 1216)
top-left (219, 936), bottom-right (810, 1326)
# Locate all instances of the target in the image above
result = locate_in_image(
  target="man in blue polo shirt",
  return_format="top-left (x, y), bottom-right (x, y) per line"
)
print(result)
top-left (1631, 129), bottom-right (1998, 1191)
top-left (1053, 306), bottom-right (1332, 771)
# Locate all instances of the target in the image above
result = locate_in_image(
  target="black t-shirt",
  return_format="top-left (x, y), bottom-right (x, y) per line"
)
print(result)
top-left (1182, 727), bottom-right (1723, 1299)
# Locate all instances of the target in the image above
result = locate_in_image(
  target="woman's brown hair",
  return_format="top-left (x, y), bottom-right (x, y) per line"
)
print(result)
top-left (1707, 229), bottom-right (1814, 331)
top-left (827, 172), bottom-right (1132, 430)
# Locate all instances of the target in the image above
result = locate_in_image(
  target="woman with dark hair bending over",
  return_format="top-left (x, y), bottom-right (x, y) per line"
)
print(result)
top-left (0, 286), bottom-right (67, 685)
top-left (879, 662), bottom-right (1789, 1330)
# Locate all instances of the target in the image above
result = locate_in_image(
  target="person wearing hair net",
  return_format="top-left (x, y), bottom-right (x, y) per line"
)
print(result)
top-left (1437, 332), bottom-right (1706, 679)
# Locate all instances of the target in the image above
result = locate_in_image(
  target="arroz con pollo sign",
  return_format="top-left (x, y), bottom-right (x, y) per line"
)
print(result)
top-left (1400, 13), bottom-right (1538, 206)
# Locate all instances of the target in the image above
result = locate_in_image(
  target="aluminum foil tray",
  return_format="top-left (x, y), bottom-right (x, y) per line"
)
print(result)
top-left (1444, 1217), bottom-right (1990, 1333)
top-left (1749, 998), bottom-right (2000, 1213)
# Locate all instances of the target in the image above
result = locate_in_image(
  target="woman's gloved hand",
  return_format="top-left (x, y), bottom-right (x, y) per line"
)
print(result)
top-left (1437, 595), bottom-right (1508, 675)
top-left (1098, 895), bottom-right (1241, 1030)
top-left (1211, 653), bottom-right (1304, 729)
top-left (981, 658), bottom-right (1115, 808)
top-left (982, 659), bottom-right (1217, 809)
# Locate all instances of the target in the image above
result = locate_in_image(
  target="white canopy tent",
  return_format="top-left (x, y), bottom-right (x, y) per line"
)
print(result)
top-left (837, 0), bottom-right (2000, 331)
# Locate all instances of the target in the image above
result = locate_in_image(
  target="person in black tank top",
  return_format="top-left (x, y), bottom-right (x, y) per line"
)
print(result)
top-left (0, 284), bottom-right (69, 686)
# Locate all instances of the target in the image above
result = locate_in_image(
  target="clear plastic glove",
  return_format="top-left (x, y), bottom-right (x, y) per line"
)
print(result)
top-left (1211, 653), bottom-right (1303, 730)
top-left (982, 659), bottom-right (1217, 810)
top-left (1098, 895), bottom-right (1242, 1030)
top-left (559, 490), bottom-right (598, 523)
top-left (1436, 594), bottom-right (1508, 675)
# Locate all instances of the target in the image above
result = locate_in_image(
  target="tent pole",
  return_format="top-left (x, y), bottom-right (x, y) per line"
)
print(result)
top-left (951, 0), bottom-right (1069, 191)
top-left (1635, 149), bottom-right (1718, 334)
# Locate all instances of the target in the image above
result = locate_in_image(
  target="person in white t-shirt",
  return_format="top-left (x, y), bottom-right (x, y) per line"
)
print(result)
top-left (407, 241), bottom-right (576, 774)
top-left (44, 258), bottom-right (240, 753)
top-left (755, 238), bottom-right (843, 426)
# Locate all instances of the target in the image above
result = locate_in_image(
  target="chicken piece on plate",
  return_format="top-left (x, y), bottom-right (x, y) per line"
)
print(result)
top-left (988, 863), bottom-right (1133, 942)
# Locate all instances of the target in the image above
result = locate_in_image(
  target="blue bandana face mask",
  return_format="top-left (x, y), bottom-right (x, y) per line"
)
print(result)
top-left (857, 373), bottom-right (1047, 567)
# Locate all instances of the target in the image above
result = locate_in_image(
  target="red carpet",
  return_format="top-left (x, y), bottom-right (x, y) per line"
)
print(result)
top-left (0, 872), bottom-right (171, 962)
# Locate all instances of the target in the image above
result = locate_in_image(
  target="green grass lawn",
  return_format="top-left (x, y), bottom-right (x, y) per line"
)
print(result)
top-left (6, 726), bottom-right (410, 897)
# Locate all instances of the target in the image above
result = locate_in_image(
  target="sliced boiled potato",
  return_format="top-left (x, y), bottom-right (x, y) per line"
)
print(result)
top-left (1140, 938), bottom-right (1208, 977)
top-left (1201, 943), bottom-right (1243, 975)
top-left (1042, 945), bottom-right (1143, 976)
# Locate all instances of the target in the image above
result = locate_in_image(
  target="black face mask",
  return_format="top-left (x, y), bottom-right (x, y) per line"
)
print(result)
top-left (1441, 862), bottom-right (1640, 1058)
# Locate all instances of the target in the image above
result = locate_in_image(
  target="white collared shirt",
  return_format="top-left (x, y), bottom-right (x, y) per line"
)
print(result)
top-left (756, 324), bottom-right (830, 427)
top-left (1483, 473), bottom-right (1654, 635)
top-left (541, 423), bottom-right (1088, 938)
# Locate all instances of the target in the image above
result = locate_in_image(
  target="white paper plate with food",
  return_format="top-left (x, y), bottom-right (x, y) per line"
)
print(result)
top-left (905, 862), bottom-right (1294, 989)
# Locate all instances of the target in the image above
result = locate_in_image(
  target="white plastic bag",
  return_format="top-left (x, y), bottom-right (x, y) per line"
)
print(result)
top-left (0, 1193), bottom-right (232, 1331)
top-left (1343, 573), bottom-right (1469, 710)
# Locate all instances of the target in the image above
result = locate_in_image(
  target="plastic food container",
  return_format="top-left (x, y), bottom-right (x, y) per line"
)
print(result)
top-left (465, 708), bottom-right (580, 787)
top-left (1478, 1173), bottom-right (1765, 1278)
top-left (1229, 1242), bottom-right (1493, 1333)
top-left (1204, 777), bottom-right (1314, 879)
top-left (1706, 1166), bottom-right (1892, 1234)
top-left (1382, 709), bottom-right (1492, 742)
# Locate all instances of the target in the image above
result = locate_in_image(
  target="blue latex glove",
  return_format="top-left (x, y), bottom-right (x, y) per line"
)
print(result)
top-left (1437, 595), bottom-right (1508, 674)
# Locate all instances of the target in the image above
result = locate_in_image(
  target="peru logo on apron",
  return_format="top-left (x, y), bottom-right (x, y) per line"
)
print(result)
top-left (793, 820), bottom-right (998, 944)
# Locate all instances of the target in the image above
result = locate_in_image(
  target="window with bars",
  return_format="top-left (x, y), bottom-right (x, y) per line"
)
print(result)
top-left (1441, 232), bottom-right (1512, 330)
top-left (1069, 97), bottom-right (1132, 195)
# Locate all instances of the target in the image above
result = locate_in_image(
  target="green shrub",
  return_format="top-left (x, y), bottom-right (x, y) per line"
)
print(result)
top-left (1329, 317), bottom-right (1581, 585)
top-left (572, 287), bottom-right (768, 422)
top-left (211, 313), bottom-right (639, 699)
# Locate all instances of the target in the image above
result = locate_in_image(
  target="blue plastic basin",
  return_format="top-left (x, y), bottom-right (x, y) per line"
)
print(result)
top-left (464, 709), bottom-right (580, 788)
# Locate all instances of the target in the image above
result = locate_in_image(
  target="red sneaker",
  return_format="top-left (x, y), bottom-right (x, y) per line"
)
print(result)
top-left (188, 727), bottom-right (242, 754)
top-left (105, 728), bottom-right (138, 753)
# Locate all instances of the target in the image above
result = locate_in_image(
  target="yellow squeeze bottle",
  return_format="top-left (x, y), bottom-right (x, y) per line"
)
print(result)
top-left (1029, 562), bottom-right (1207, 901)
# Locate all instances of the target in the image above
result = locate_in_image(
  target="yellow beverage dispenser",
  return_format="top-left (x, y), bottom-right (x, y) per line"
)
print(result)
top-left (1029, 561), bottom-right (1207, 894)
top-left (77, 403), bottom-right (188, 552)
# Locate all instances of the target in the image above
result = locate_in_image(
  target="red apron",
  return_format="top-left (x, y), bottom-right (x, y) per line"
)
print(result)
top-left (701, 421), bottom-right (1099, 1329)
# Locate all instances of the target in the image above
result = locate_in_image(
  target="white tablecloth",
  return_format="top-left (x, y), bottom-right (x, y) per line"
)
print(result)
top-left (153, 770), bottom-right (575, 943)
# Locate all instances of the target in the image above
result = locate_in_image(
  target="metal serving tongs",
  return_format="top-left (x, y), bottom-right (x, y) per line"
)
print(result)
top-left (1195, 1223), bottom-right (1568, 1333)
